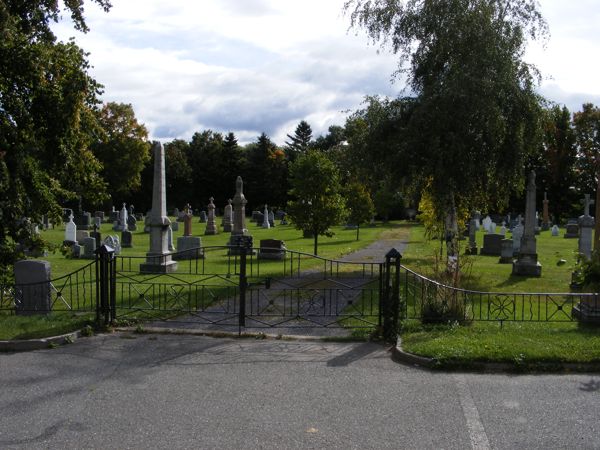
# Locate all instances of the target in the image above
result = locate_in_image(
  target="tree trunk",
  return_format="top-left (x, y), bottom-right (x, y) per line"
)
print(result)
top-left (313, 233), bottom-right (318, 255)
top-left (356, 225), bottom-right (360, 241)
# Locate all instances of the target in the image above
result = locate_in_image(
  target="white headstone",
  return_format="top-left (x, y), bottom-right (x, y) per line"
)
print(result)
top-left (262, 204), bottom-right (270, 229)
top-left (512, 223), bottom-right (524, 253)
top-left (482, 216), bottom-right (492, 233)
top-left (65, 214), bottom-right (77, 242)
top-left (551, 225), bottom-right (559, 237)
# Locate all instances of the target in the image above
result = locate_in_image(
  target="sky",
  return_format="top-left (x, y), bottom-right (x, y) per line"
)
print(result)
top-left (53, 0), bottom-right (600, 146)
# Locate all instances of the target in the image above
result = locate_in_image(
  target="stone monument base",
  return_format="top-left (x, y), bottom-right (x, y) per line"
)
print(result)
top-left (140, 254), bottom-right (178, 274)
top-left (512, 255), bottom-right (542, 277)
top-left (173, 236), bottom-right (203, 260)
top-left (573, 297), bottom-right (600, 324)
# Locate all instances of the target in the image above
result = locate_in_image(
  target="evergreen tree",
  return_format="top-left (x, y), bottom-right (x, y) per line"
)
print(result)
top-left (285, 120), bottom-right (313, 162)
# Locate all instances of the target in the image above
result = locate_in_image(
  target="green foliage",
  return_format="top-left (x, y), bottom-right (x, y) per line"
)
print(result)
top-left (285, 120), bottom-right (313, 161)
top-left (344, 181), bottom-right (375, 240)
top-left (573, 250), bottom-right (600, 292)
top-left (344, 0), bottom-right (546, 220)
top-left (0, 0), bottom-right (110, 271)
top-left (92, 102), bottom-right (150, 201)
top-left (287, 150), bottom-right (347, 255)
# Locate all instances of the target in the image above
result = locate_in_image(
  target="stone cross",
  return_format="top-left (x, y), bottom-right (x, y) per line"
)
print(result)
top-left (205, 197), bottom-right (218, 235)
top-left (512, 170), bottom-right (541, 276)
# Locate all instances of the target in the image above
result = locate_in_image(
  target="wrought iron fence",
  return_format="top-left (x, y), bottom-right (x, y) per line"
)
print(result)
top-left (400, 265), bottom-right (595, 323)
top-left (0, 261), bottom-right (97, 316)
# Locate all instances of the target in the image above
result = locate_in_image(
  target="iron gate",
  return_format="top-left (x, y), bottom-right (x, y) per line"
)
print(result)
top-left (95, 245), bottom-right (402, 338)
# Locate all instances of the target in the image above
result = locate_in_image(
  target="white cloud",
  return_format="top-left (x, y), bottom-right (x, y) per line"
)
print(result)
top-left (53, 0), bottom-right (600, 145)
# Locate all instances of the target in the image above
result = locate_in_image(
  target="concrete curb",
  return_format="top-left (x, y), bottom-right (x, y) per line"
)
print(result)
top-left (113, 326), bottom-right (359, 342)
top-left (0, 330), bottom-right (82, 352)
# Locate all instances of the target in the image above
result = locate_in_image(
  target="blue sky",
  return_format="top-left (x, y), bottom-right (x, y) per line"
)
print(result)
top-left (54, 0), bottom-right (600, 145)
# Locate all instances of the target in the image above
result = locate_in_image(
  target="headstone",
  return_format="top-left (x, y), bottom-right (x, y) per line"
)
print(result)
top-left (103, 235), bottom-right (121, 255)
top-left (551, 225), bottom-right (559, 237)
top-left (228, 177), bottom-right (254, 255)
top-left (222, 200), bottom-right (233, 232)
top-left (489, 222), bottom-right (497, 234)
top-left (183, 203), bottom-right (193, 236)
top-left (94, 211), bottom-right (105, 221)
top-left (262, 204), bottom-right (270, 229)
top-left (542, 192), bottom-right (550, 231)
top-left (129, 204), bottom-right (135, 217)
top-left (199, 211), bottom-right (208, 223)
top-left (94, 216), bottom-right (102, 228)
top-left (127, 214), bottom-right (137, 231)
top-left (174, 236), bottom-right (203, 260)
top-left (473, 211), bottom-right (481, 231)
top-left (499, 239), bottom-right (514, 264)
top-left (255, 212), bottom-right (264, 226)
top-left (205, 197), bottom-right (218, 235)
top-left (109, 208), bottom-right (119, 223)
top-left (118, 203), bottom-right (128, 232)
top-left (482, 215), bottom-right (492, 233)
top-left (90, 224), bottom-right (101, 246)
top-left (14, 260), bottom-right (51, 315)
top-left (268, 210), bottom-right (275, 228)
top-left (64, 214), bottom-right (77, 244)
top-left (76, 230), bottom-right (90, 244)
top-left (252, 211), bottom-right (261, 223)
top-left (173, 208), bottom-right (180, 219)
top-left (78, 212), bottom-right (92, 230)
top-left (512, 223), bottom-right (523, 254)
top-left (564, 222), bottom-right (579, 239)
top-left (171, 221), bottom-right (179, 232)
top-left (578, 194), bottom-right (595, 260)
top-left (139, 142), bottom-right (178, 273)
top-left (480, 233), bottom-right (503, 256)
top-left (258, 239), bottom-right (286, 260)
top-left (82, 237), bottom-right (96, 259)
top-left (72, 243), bottom-right (81, 258)
top-left (280, 212), bottom-right (288, 226)
top-left (121, 230), bottom-right (132, 248)
top-left (513, 171), bottom-right (542, 277)
top-left (167, 225), bottom-right (175, 251)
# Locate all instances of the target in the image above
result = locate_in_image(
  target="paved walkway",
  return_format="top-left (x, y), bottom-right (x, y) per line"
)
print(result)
top-left (145, 234), bottom-right (409, 338)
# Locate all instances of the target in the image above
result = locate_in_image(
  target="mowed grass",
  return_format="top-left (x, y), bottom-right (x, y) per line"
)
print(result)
top-left (399, 224), bottom-right (600, 370)
top-left (401, 224), bottom-right (581, 293)
top-left (1, 218), bottom-right (408, 340)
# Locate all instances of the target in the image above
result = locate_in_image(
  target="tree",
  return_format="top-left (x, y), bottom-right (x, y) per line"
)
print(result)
top-left (245, 133), bottom-right (288, 208)
top-left (528, 105), bottom-right (577, 220)
top-left (344, 181), bottom-right (375, 240)
top-left (287, 151), bottom-right (347, 255)
top-left (285, 120), bottom-right (313, 162)
top-left (573, 103), bottom-right (600, 250)
top-left (345, 0), bottom-right (546, 232)
top-left (92, 102), bottom-right (151, 203)
top-left (0, 0), bottom-right (110, 272)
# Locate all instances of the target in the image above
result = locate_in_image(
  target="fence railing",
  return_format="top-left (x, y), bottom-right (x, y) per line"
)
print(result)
top-left (401, 265), bottom-right (595, 323)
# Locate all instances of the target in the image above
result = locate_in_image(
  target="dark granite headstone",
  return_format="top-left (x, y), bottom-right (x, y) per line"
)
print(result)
top-left (480, 233), bottom-right (503, 256)
top-left (14, 260), bottom-right (52, 315)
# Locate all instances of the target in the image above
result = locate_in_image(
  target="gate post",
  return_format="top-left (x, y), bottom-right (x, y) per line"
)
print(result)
top-left (382, 248), bottom-right (402, 342)
top-left (238, 245), bottom-right (247, 331)
top-left (96, 244), bottom-right (116, 325)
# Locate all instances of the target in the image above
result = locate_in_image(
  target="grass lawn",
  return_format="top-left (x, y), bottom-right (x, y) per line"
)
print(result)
top-left (1, 219), bottom-right (409, 341)
top-left (399, 224), bottom-right (600, 371)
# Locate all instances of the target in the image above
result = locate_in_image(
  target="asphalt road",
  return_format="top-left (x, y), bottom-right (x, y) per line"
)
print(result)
top-left (1, 333), bottom-right (599, 449)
